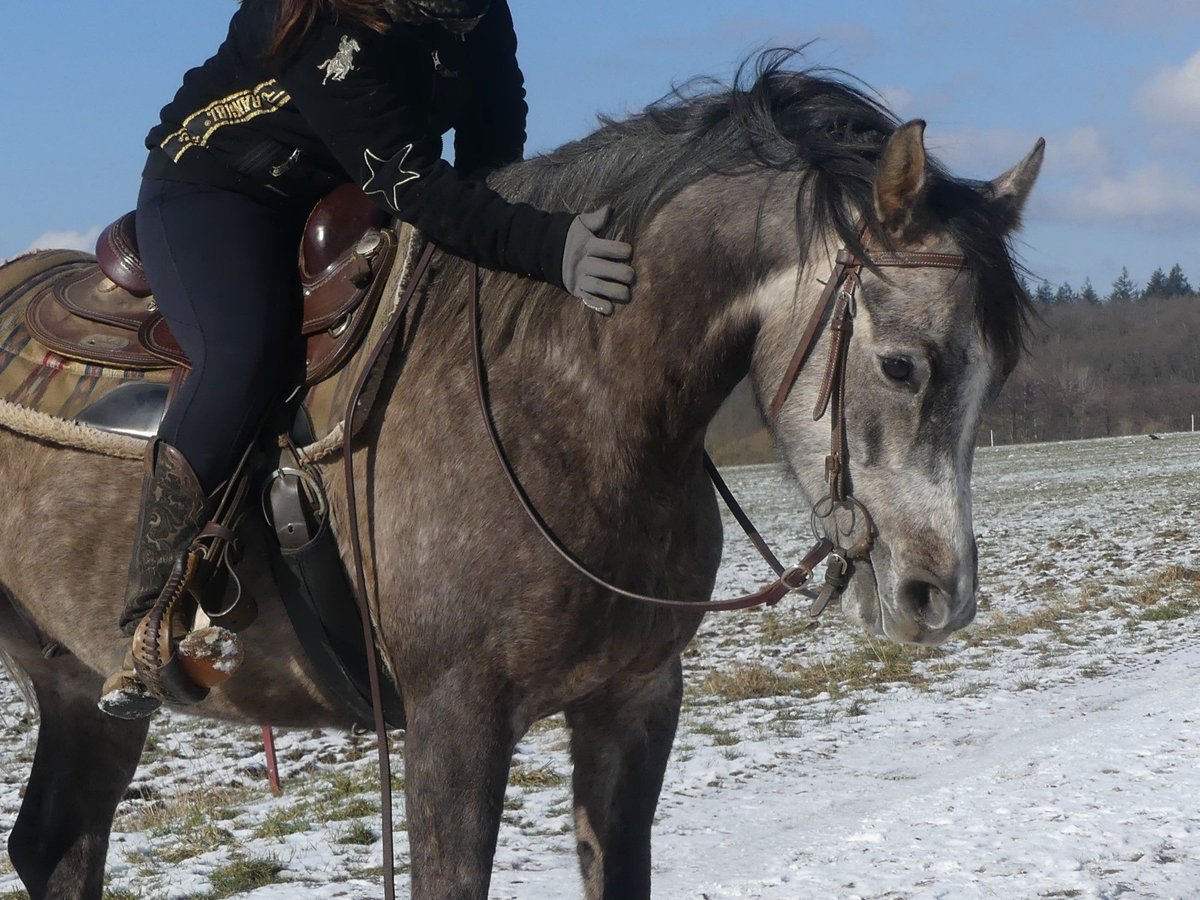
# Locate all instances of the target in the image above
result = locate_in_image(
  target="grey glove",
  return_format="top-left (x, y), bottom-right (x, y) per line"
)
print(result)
top-left (561, 206), bottom-right (635, 316)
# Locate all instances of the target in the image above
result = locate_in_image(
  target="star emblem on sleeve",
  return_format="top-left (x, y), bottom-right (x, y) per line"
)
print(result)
top-left (362, 146), bottom-right (421, 212)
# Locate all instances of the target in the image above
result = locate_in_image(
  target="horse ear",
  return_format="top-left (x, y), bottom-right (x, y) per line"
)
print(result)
top-left (874, 120), bottom-right (928, 236)
top-left (984, 138), bottom-right (1045, 231)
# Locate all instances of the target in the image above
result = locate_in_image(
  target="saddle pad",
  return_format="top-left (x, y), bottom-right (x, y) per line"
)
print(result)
top-left (0, 252), bottom-right (171, 426)
top-left (0, 227), bottom-right (423, 459)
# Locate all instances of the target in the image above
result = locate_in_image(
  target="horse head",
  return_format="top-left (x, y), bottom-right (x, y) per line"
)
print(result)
top-left (754, 120), bottom-right (1043, 644)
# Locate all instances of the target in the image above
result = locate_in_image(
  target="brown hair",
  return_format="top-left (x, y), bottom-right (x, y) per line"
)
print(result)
top-left (264, 0), bottom-right (392, 60)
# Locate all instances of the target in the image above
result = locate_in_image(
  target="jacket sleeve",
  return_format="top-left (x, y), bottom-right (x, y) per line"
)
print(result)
top-left (453, 0), bottom-right (527, 175)
top-left (276, 18), bottom-right (572, 288)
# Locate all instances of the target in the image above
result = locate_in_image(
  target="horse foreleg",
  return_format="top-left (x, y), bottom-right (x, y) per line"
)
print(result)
top-left (7, 648), bottom-right (147, 900)
top-left (565, 657), bottom-right (683, 900)
top-left (403, 678), bottom-right (514, 900)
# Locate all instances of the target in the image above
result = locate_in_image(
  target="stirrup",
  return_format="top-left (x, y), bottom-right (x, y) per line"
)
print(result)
top-left (131, 551), bottom-right (245, 706)
top-left (98, 651), bottom-right (162, 720)
top-left (99, 551), bottom-right (246, 719)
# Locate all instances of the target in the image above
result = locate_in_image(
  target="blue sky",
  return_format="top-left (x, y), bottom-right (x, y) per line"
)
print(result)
top-left (2, 1), bottom-right (1197, 295)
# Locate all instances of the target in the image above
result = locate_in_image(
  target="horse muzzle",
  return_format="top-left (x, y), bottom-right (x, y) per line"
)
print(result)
top-left (843, 554), bottom-right (978, 645)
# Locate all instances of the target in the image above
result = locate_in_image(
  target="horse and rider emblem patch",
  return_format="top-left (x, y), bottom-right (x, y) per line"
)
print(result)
top-left (318, 36), bottom-right (361, 85)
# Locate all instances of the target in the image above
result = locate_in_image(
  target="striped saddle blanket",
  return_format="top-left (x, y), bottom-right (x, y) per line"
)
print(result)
top-left (0, 226), bottom-right (421, 460)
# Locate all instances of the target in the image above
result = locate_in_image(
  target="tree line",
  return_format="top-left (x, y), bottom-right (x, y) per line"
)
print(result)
top-left (982, 262), bottom-right (1200, 444)
top-left (1031, 263), bottom-right (1193, 306)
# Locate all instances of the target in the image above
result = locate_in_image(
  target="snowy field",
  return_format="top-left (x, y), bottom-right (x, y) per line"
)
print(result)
top-left (1, 432), bottom-right (1199, 898)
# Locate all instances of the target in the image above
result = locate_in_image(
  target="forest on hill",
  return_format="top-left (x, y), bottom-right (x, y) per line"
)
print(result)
top-left (707, 263), bottom-right (1200, 464)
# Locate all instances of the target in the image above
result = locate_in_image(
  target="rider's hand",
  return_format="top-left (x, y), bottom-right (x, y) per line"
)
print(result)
top-left (561, 206), bottom-right (635, 316)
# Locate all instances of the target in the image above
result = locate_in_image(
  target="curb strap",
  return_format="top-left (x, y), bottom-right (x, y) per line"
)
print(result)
top-left (470, 263), bottom-right (834, 613)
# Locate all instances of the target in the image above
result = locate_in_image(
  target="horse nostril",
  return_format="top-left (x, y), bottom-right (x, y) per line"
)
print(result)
top-left (897, 576), bottom-right (952, 630)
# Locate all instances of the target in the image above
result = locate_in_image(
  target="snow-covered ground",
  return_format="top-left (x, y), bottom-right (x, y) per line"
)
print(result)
top-left (2, 432), bottom-right (1198, 898)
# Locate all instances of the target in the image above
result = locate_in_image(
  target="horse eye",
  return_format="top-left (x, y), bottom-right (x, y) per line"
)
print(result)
top-left (881, 356), bottom-right (914, 382)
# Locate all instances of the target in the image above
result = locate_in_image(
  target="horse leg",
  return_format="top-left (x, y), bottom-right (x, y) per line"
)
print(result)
top-left (565, 658), bottom-right (683, 900)
top-left (3, 613), bottom-right (147, 900)
top-left (403, 680), bottom-right (514, 900)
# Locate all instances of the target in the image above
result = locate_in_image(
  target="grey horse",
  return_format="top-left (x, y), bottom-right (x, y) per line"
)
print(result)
top-left (0, 55), bottom-right (1041, 899)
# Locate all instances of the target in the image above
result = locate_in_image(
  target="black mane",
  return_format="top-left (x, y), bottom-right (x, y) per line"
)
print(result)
top-left (497, 49), bottom-right (1032, 363)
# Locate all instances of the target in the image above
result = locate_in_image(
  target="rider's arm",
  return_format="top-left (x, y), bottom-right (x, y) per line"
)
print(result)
top-left (453, 0), bottom-right (527, 176)
top-left (277, 18), bottom-right (572, 288)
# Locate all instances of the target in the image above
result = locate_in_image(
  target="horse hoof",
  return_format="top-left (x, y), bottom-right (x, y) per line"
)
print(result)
top-left (98, 670), bottom-right (162, 720)
top-left (177, 627), bottom-right (244, 688)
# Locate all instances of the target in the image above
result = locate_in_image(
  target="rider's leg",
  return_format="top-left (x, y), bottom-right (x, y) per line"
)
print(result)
top-left (98, 178), bottom-right (306, 718)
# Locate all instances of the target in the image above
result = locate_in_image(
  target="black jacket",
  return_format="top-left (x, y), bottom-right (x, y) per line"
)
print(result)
top-left (144, 0), bottom-right (573, 288)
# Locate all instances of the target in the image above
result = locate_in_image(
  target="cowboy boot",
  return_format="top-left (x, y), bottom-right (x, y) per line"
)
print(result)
top-left (98, 439), bottom-right (214, 719)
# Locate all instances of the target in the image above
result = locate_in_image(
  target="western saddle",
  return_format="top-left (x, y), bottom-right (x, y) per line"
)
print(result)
top-left (25, 183), bottom-right (399, 388)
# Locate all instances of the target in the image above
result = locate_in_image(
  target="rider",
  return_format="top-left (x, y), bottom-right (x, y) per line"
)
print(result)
top-left (99, 0), bottom-right (635, 718)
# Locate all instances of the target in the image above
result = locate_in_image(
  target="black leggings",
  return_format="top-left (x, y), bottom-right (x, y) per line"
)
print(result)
top-left (136, 178), bottom-right (308, 493)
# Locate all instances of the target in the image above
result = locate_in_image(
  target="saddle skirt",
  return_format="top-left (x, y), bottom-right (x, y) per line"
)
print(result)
top-left (0, 189), bottom-right (423, 456)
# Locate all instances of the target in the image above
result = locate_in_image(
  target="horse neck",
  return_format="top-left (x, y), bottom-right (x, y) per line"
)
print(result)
top-left (484, 175), bottom-right (798, 493)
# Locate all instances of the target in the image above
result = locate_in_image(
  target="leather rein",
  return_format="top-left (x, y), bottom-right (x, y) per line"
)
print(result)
top-left (335, 232), bottom-right (968, 899)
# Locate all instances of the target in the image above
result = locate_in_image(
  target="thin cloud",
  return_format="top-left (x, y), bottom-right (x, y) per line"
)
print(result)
top-left (23, 226), bottom-right (101, 255)
top-left (1139, 50), bottom-right (1200, 129)
top-left (1057, 165), bottom-right (1200, 229)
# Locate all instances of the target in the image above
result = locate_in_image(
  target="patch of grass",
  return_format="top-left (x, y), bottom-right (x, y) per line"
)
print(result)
top-left (1149, 564), bottom-right (1200, 586)
top-left (700, 729), bottom-right (739, 748)
top-left (508, 764), bottom-right (564, 789)
top-left (327, 796), bottom-right (379, 822)
top-left (700, 663), bottom-right (802, 701)
top-left (253, 806), bottom-right (312, 840)
top-left (1130, 586), bottom-right (1167, 607)
top-left (159, 824), bottom-right (236, 864)
top-left (324, 771), bottom-right (378, 803)
top-left (779, 639), bottom-right (939, 699)
top-left (207, 855), bottom-right (286, 897)
top-left (115, 786), bottom-right (248, 835)
top-left (104, 891), bottom-right (140, 900)
top-left (758, 611), bottom-right (817, 643)
top-left (1140, 601), bottom-right (1193, 622)
top-left (335, 821), bottom-right (377, 845)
